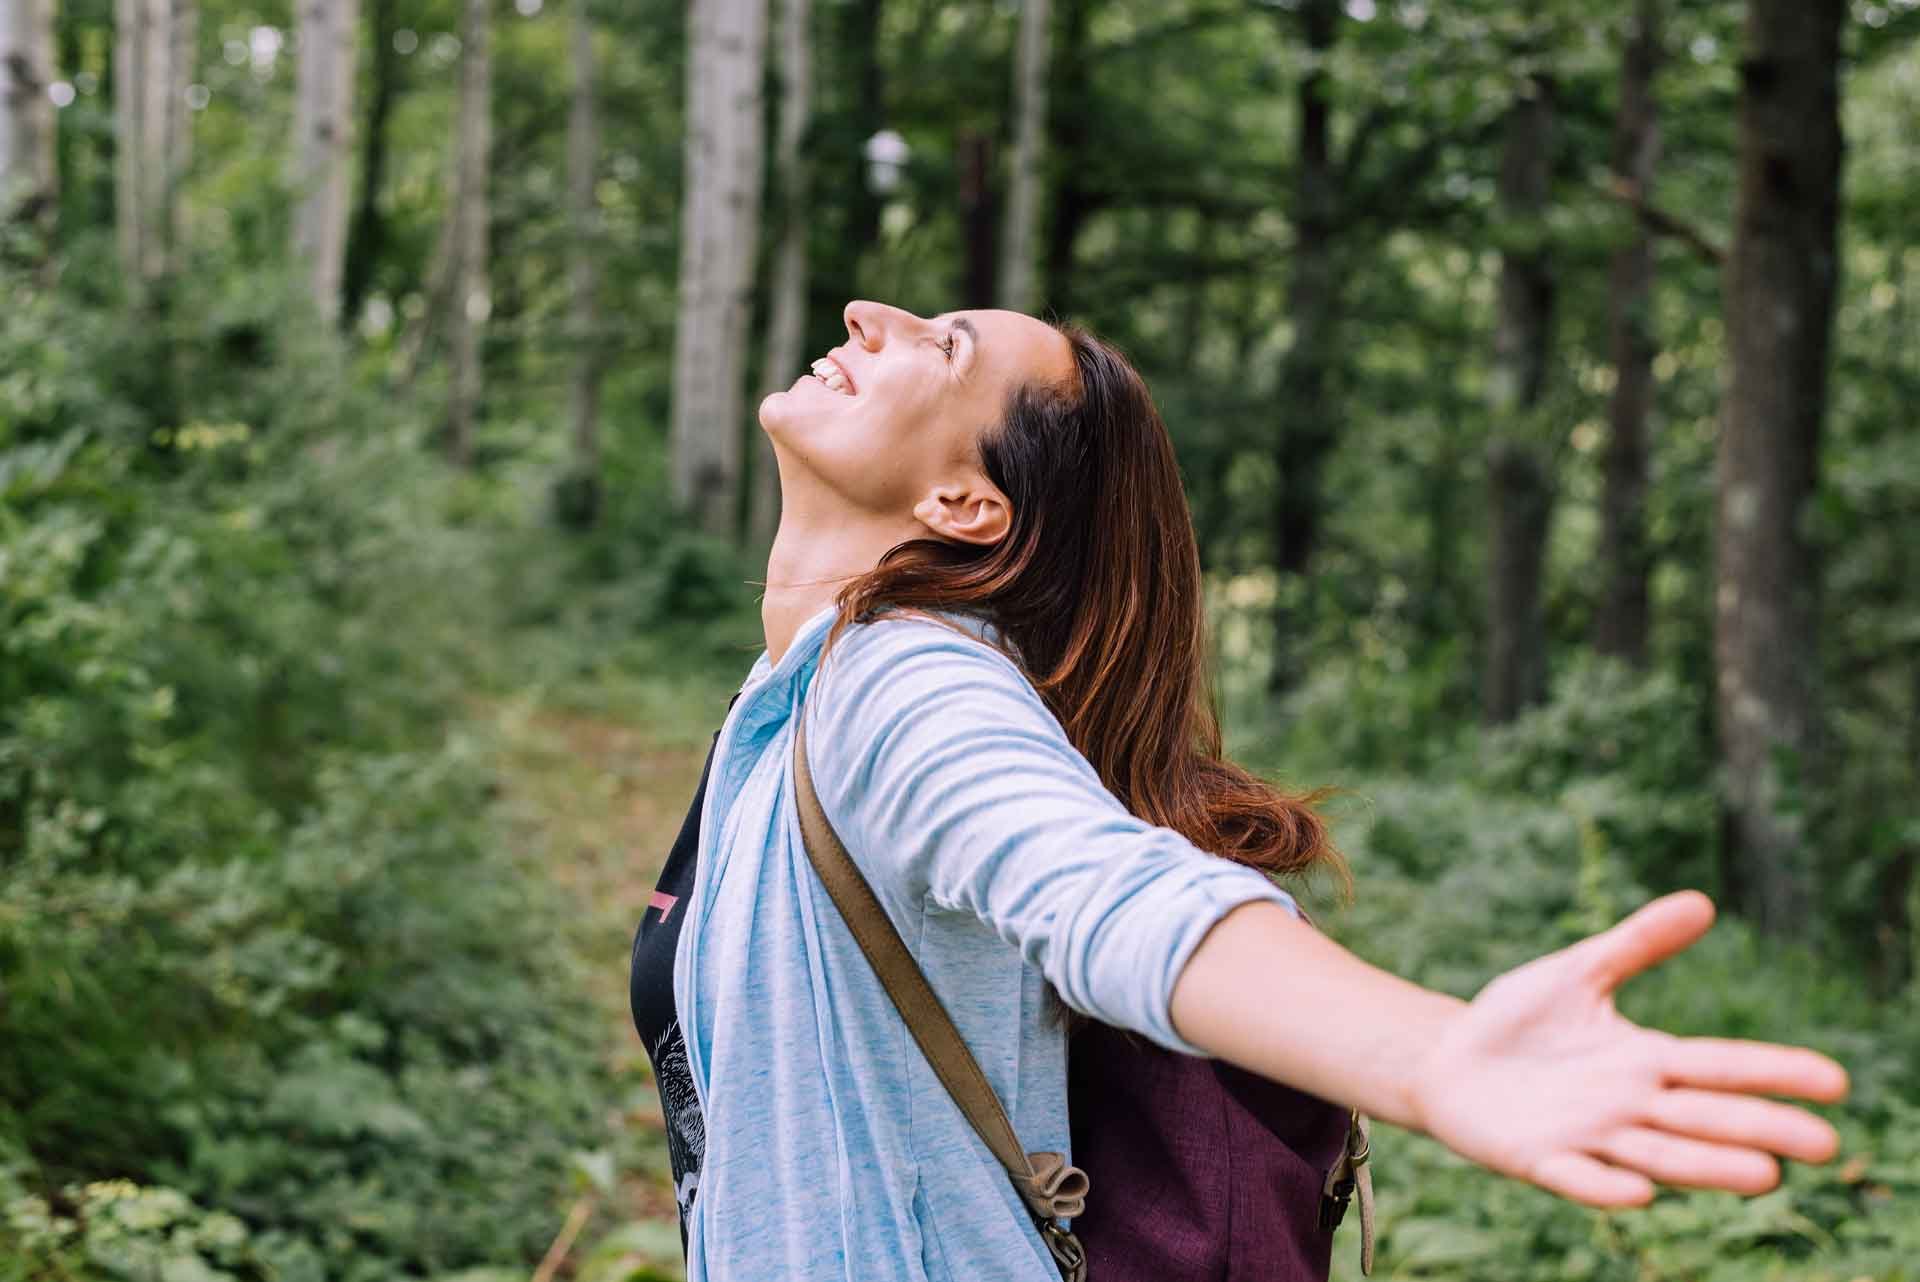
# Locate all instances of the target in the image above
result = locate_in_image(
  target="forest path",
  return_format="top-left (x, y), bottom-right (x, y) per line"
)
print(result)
top-left (484, 690), bottom-right (713, 1274)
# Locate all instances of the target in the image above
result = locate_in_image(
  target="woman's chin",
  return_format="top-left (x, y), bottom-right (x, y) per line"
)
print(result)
top-left (760, 380), bottom-right (845, 437)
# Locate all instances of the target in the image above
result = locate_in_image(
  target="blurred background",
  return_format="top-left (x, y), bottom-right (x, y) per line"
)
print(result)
top-left (1, 0), bottom-right (1916, 1278)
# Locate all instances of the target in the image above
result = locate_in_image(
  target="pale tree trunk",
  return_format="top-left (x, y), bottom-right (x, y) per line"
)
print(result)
top-left (445, 0), bottom-right (490, 467)
top-left (292, 0), bottom-right (359, 324)
top-left (1595, 0), bottom-right (1662, 667)
top-left (750, 0), bottom-right (811, 548)
top-left (1, 0), bottom-right (59, 227)
top-left (114, 0), bottom-right (195, 284)
top-left (1483, 74), bottom-right (1557, 725)
top-left (1267, 0), bottom-right (1341, 693)
top-left (996, 0), bottom-right (1048, 313)
top-left (669, 0), bottom-right (767, 535)
top-left (1714, 0), bottom-right (1844, 935)
top-left (556, 0), bottom-right (602, 527)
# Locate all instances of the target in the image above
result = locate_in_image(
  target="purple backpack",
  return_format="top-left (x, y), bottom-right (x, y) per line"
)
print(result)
top-left (1069, 1022), bottom-right (1373, 1280)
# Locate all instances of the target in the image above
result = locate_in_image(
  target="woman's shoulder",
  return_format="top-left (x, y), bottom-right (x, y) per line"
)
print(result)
top-left (804, 608), bottom-right (1053, 768)
top-left (816, 608), bottom-right (1029, 694)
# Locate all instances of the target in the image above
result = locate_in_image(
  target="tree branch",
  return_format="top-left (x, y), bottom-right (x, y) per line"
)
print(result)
top-left (1602, 175), bottom-right (1726, 268)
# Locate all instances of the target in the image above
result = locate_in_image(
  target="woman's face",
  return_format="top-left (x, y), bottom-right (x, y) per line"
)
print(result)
top-left (760, 300), bottom-right (1074, 537)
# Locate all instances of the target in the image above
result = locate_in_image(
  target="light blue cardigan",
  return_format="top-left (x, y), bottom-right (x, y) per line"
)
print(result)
top-left (673, 604), bottom-right (1298, 1281)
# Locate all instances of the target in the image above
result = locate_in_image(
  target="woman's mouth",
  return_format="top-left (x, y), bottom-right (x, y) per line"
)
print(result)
top-left (809, 356), bottom-right (856, 396)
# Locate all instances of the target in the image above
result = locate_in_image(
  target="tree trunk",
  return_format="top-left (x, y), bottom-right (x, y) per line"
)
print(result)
top-left (341, 0), bottom-right (402, 329)
top-left (669, 0), bottom-right (767, 535)
top-left (1713, 0), bottom-right (1844, 935)
top-left (1041, 0), bottom-right (1090, 316)
top-left (1, 0), bottom-right (59, 228)
top-left (1483, 74), bottom-right (1558, 724)
top-left (750, 0), bottom-right (811, 547)
top-left (996, 0), bottom-right (1048, 313)
top-left (1267, 0), bottom-right (1342, 694)
top-left (445, 0), bottom-right (491, 467)
top-left (553, 0), bottom-right (604, 527)
top-left (292, 0), bottom-right (360, 324)
top-left (1595, 0), bottom-right (1663, 667)
top-left (114, 0), bottom-right (195, 285)
top-left (958, 130), bottom-right (996, 309)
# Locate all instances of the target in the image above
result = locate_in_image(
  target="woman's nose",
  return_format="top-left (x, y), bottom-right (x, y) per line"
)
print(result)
top-left (844, 300), bottom-right (920, 351)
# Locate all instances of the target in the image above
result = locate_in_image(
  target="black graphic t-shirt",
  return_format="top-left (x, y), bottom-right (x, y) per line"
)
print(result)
top-left (629, 728), bottom-right (720, 1247)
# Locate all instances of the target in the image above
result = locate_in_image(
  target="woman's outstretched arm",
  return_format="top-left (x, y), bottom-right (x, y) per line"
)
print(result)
top-left (1169, 890), bottom-right (1850, 1207)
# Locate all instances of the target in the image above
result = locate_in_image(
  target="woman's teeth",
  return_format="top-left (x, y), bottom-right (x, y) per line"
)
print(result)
top-left (810, 358), bottom-right (854, 395)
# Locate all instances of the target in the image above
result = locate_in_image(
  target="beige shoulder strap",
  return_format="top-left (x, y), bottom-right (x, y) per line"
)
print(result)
top-left (791, 709), bottom-right (1089, 1281)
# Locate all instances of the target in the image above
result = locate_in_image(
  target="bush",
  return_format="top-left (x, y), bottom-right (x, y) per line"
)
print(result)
top-left (1, 263), bottom-right (606, 1280)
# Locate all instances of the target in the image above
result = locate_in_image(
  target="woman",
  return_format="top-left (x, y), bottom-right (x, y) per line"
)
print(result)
top-left (629, 301), bottom-right (1848, 1282)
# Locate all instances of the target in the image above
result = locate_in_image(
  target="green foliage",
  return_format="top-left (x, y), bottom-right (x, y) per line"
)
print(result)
top-left (0, 260), bottom-right (608, 1280)
top-left (1309, 749), bottom-right (1920, 1281)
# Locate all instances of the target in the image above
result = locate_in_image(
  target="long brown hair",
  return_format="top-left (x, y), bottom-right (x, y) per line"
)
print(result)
top-left (832, 324), bottom-right (1343, 884)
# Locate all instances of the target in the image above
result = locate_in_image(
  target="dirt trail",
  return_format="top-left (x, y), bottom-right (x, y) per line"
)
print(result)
top-left (488, 698), bottom-right (711, 1242)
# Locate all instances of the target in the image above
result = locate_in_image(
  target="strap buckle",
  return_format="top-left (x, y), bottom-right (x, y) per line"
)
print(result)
top-left (1038, 1220), bottom-right (1087, 1282)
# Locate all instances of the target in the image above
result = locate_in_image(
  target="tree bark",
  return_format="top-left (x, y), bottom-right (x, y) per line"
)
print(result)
top-left (114, 0), bottom-right (195, 285)
top-left (669, 0), bottom-right (767, 535)
top-left (555, 0), bottom-right (604, 527)
top-left (1595, 0), bottom-right (1662, 667)
top-left (844, 0), bottom-right (883, 256)
top-left (958, 130), bottom-right (997, 309)
top-left (341, 0), bottom-right (402, 329)
top-left (1267, 0), bottom-right (1342, 694)
top-left (1482, 74), bottom-right (1558, 725)
top-left (750, 0), bottom-right (811, 547)
top-left (292, 0), bottom-right (359, 324)
top-left (1713, 0), bottom-right (1844, 935)
top-left (1041, 0), bottom-right (1090, 316)
top-left (1, 0), bottom-right (58, 228)
top-left (444, 0), bottom-right (491, 467)
top-left (996, 0), bottom-right (1048, 313)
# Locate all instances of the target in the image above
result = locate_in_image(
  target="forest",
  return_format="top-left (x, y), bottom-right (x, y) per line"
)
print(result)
top-left (1, 0), bottom-right (1916, 1278)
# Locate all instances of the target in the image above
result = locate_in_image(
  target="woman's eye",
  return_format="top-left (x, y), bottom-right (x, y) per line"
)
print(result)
top-left (941, 333), bottom-right (958, 362)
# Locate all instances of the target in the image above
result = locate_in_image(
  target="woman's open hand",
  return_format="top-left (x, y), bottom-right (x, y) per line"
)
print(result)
top-left (1407, 891), bottom-right (1850, 1207)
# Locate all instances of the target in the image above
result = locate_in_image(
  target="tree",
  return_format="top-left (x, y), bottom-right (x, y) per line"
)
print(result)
top-left (341, 0), bottom-right (404, 328)
top-left (669, 0), bottom-right (767, 535)
top-left (554, 0), bottom-right (605, 527)
top-left (1, 0), bottom-right (58, 229)
top-left (1040, 0), bottom-right (1089, 316)
top-left (113, 0), bottom-right (195, 285)
top-left (997, 0), bottom-right (1048, 314)
top-left (1483, 72), bottom-right (1558, 725)
top-left (751, 0), bottom-right (812, 547)
top-left (292, 0), bottom-right (360, 324)
top-left (444, 0), bottom-right (491, 466)
top-left (1594, 0), bottom-right (1663, 667)
top-left (1268, 0), bottom-right (1343, 693)
top-left (1713, 0), bottom-right (1845, 935)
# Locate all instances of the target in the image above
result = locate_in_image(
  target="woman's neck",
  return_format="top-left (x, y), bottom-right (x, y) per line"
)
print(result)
top-left (762, 502), bottom-right (922, 663)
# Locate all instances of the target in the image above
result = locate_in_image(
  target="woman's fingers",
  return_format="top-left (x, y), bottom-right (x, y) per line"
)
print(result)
top-left (1644, 1089), bottom-right (1843, 1163)
top-left (1595, 1125), bottom-right (1781, 1195)
top-left (1528, 1152), bottom-right (1656, 1209)
top-left (1571, 890), bottom-right (1717, 991)
top-left (1662, 1036), bottom-right (1852, 1104)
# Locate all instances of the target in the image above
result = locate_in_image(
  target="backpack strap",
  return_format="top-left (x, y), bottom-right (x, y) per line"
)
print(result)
top-left (791, 709), bottom-right (1089, 1281)
top-left (1319, 1111), bottom-right (1377, 1274)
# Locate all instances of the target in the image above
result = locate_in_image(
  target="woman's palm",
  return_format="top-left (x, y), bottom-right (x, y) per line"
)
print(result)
top-left (1411, 892), bottom-right (1849, 1207)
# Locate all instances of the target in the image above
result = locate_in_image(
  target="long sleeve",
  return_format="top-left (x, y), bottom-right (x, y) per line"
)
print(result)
top-left (803, 614), bottom-right (1297, 1055)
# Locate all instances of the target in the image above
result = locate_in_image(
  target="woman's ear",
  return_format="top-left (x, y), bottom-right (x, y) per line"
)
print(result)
top-left (913, 478), bottom-right (1010, 547)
